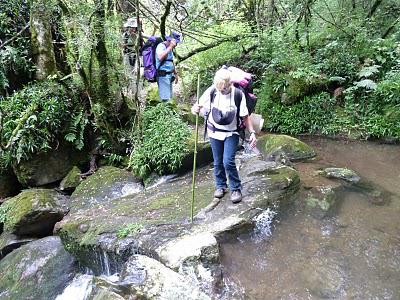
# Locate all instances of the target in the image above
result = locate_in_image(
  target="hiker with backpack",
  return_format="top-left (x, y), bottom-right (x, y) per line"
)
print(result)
top-left (155, 32), bottom-right (181, 101)
top-left (191, 68), bottom-right (257, 204)
top-left (122, 18), bottom-right (143, 76)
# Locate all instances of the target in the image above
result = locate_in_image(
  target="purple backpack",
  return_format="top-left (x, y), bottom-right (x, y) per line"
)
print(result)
top-left (141, 36), bottom-right (163, 82)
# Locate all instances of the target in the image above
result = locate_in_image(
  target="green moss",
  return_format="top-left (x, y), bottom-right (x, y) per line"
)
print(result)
top-left (60, 166), bottom-right (81, 190)
top-left (116, 223), bottom-right (143, 238)
top-left (259, 134), bottom-right (316, 161)
top-left (0, 189), bottom-right (56, 231)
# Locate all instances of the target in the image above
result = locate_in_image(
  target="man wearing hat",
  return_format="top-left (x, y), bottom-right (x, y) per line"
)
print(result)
top-left (155, 31), bottom-right (181, 101)
top-left (122, 18), bottom-right (141, 75)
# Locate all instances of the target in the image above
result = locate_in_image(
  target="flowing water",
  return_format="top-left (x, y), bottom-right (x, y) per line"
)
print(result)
top-left (221, 137), bottom-right (400, 299)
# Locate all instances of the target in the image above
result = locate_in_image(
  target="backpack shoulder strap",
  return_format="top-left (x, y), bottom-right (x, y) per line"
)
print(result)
top-left (233, 87), bottom-right (242, 109)
top-left (210, 87), bottom-right (216, 104)
top-left (204, 87), bottom-right (216, 141)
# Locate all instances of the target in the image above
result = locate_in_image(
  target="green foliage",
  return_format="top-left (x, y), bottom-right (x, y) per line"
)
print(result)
top-left (116, 223), bottom-right (143, 238)
top-left (129, 103), bottom-right (191, 178)
top-left (0, 80), bottom-right (88, 166)
top-left (0, 0), bottom-right (33, 95)
top-left (258, 92), bottom-right (337, 134)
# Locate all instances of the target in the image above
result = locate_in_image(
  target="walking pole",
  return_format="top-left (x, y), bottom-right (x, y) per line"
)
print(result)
top-left (191, 74), bottom-right (200, 223)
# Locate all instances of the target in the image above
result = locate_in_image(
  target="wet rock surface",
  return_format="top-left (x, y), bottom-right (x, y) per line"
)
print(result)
top-left (70, 166), bottom-right (144, 212)
top-left (56, 156), bottom-right (300, 296)
top-left (323, 167), bottom-right (361, 183)
top-left (0, 189), bottom-right (69, 236)
top-left (305, 185), bottom-right (339, 219)
top-left (0, 236), bottom-right (77, 300)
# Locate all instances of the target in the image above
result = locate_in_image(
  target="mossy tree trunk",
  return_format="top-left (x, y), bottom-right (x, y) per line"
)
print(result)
top-left (30, 0), bottom-right (57, 80)
top-left (93, 0), bottom-right (110, 103)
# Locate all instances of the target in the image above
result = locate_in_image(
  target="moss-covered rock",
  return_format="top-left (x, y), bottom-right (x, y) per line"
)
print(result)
top-left (70, 166), bottom-right (144, 212)
top-left (258, 134), bottom-right (316, 162)
top-left (0, 169), bottom-right (20, 199)
top-left (305, 186), bottom-right (338, 219)
top-left (56, 157), bottom-right (300, 281)
top-left (60, 166), bottom-right (82, 192)
top-left (0, 189), bottom-right (69, 236)
top-left (323, 167), bottom-right (361, 183)
top-left (0, 236), bottom-right (77, 300)
top-left (12, 143), bottom-right (88, 187)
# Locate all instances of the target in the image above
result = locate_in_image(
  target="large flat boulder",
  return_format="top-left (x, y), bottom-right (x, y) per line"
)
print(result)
top-left (0, 189), bottom-right (69, 236)
top-left (258, 134), bottom-right (316, 162)
top-left (0, 236), bottom-right (77, 300)
top-left (56, 156), bottom-right (300, 296)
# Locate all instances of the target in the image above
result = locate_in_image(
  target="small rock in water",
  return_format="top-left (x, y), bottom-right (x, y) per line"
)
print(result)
top-left (323, 167), bottom-right (361, 183)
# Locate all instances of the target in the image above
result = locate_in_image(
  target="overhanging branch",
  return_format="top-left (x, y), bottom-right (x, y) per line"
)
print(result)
top-left (176, 35), bottom-right (241, 63)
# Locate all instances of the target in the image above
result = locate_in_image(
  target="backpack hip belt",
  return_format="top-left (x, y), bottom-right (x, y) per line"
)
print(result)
top-left (157, 69), bottom-right (173, 77)
top-left (207, 122), bottom-right (238, 133)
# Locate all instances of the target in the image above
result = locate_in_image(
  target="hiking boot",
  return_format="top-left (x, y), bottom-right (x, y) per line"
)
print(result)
top-left (214, 188), bottom-right (227, 199)
top-left (231, 190), bottom-right (242, 204)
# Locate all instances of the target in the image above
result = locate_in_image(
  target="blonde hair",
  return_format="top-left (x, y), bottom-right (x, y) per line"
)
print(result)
top-left (213, 68), bottom-right (231, 92)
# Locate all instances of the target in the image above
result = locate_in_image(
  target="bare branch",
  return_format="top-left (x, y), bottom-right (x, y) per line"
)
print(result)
top-left (160, 0), bottom-right (172, 38)
top-left (0, 24), bottom-right (30, 49)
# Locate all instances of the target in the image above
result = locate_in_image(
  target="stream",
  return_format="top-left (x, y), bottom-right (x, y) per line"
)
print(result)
top-left (221, 137), bottom-right (400, 299)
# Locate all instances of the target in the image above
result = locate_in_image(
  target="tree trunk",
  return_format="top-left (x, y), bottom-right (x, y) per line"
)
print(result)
top-left (30, 0), bottom-right (57, 80)
top-left (367, 0), bottom-right (383, 18)
top-left (93, 0), bottom-right (110, 102)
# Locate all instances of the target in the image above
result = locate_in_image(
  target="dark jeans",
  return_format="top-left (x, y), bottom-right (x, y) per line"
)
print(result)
top-left (209, 135), bottom-right (241, 191)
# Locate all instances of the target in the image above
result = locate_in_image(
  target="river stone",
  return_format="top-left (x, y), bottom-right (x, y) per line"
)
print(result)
top-left (12, 143), bottom-right (88, 187)
top-left (0, 169), bottom-right (20, 199)
top-left (56, 156), bottom-right (300, 293)
top-left (59, 166), bottom-right (82, 192)
top-left (301, 248), bottom-right (346, 299)
top-left (257, 134), bottom-right (316, 162)
top-left (0, 236), bottom-right (77, 300)
top-left (323, 167), bottom-right (361, 183)
top-left (70, 166), bottom-right (144, 212)
top-left (120, 255), bottom-right (211, 299)
top-left (0, 189), bottom-right (69, 236)
top-left (0, 232), bottom-right (36, 260)
top-left (305, 186), bottom-right (338, 219)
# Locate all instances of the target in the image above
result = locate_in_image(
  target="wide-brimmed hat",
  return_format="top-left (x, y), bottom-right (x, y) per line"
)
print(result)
top-left (124, 18), bottom-right (137, 28)
top-left (166, 31), bottom-right (181, 43)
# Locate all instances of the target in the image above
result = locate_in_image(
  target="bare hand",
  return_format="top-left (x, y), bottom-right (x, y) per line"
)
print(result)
top-left (249, 133), bottom-right (257, 148)
top-left (191, 104), bottom-right (201, 115)
top-left (174, 73), bottom-right (179, 84)
top-left (170, 39), bottom-right (177, 48)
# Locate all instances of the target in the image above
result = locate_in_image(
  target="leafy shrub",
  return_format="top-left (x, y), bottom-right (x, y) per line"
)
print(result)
top-left (314, 41), bottom-right (359, 80)
top-left (129, 103), bottom-right (191, 178)
top-left (258, 92), bottom-right (336, 135)
top-left (0, 80), bottom-right (88, 166)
